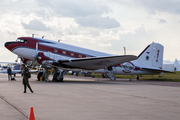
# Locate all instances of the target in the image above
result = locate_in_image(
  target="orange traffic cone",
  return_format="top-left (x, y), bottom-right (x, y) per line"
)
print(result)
top-left (29, 107), bottom-right (35, 120)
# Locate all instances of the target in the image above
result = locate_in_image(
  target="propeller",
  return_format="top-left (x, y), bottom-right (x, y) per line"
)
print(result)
top-left (33, 42), bottom-right (40, 59)
top-left (31, 42), bottom-right (41, 67)
top-left (35, 42), bottom-right (39, 57)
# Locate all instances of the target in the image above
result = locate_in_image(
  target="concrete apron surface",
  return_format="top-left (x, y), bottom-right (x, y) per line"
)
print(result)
top-left (0, 74), bottom-right (180, 120)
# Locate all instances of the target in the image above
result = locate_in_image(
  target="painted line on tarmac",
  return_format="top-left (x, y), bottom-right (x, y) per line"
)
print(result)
top-left (0, 96), bottom-right (28, 119)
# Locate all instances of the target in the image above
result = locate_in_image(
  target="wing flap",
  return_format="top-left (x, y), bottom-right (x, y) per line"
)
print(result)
top-left (58, 55), bottom-right (137, 70)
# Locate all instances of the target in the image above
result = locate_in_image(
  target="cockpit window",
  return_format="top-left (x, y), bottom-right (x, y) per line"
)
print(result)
top-left (16, 39), bottom-right (28, 44)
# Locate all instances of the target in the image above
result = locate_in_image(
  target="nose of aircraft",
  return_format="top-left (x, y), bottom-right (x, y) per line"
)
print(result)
top-left (4, 42), bottom-right (15, 47)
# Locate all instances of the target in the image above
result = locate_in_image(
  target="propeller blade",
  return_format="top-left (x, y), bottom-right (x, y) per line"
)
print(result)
top-left (33, 42), bottom-right (39, 58)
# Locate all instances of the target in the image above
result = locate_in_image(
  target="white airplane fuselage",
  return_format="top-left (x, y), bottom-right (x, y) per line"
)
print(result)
top-left (5, 37), bottom-right (164, 76)
top-left (5, 37), bottom-right (111, 65)
top-left (93, 60), bottom-right (154, 75)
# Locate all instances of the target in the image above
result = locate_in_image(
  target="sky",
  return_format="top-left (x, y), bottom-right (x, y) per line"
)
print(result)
top-left (0, 0), bottom-right (180, 62)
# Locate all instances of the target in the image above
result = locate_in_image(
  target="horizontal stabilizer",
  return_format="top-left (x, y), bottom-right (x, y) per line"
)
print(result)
top-left (142, 68), bottom-right (174, 73)
top-left (58, 55), bottom-right (137, 70)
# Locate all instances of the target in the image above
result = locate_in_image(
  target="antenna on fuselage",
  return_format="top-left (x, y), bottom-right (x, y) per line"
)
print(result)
top-left (32, 34), bottom-right (38, 37)
top-left (42, 36), bottom-right (46, 39)
top-left (58, 39), bottom-right (61, 42)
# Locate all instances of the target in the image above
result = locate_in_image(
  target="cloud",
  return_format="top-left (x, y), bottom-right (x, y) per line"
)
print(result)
top-left (7, 31), bottom-right (16, 35)
top-left (158, 19), bottom-right (167, 24)
top-left (99, 43), bottom-right (112, 47)
top-left (22, 19), bottom-right (51, 31)
top-left (34, 0), bottom-right (120, 29)
top-left (36, 0), bottom-right (111, 17)
top-left (112, 0), bottom-right (180, 14)
top-left (75, 16), bottom-right (120, 29)
top-left (138, 0), bottom-right (180, 14)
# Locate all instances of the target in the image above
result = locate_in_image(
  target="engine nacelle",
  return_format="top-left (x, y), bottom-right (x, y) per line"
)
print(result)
top-left (37, 52), bottom-right (54, 68)
top-left (21, 57), bottom-right (31, 64)
top-left (21, 57), bottom-right (39, 66)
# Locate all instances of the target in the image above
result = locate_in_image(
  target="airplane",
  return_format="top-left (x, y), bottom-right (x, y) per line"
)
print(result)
top-left (0, 62), bottom-right (17, 70)
top-left (4, 37), bottom-right (137, 81)
top-left (0, 63), bottom-right (38, 76)
top-left (90, 42), bottom-right (172, 80)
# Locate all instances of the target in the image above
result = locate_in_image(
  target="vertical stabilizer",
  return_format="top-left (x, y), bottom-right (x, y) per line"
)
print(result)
top-left (138, 43), bottom-right (164, 69)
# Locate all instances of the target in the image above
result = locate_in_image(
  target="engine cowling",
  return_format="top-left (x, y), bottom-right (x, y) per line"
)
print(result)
top-left (21, 58), bottom-right (32, 65)
top-left (37, 52), bottom-right (54, 68)
top-left (21, 57), bottom-right (39, 66)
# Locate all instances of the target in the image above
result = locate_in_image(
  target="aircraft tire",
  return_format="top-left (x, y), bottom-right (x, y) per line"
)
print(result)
top-left (54, 73), bottom-right (64, 82)
top-left (102, 74), bottom-right (105, 78)
top-left (136, 75), bottom-right (139, 80)
top-left (37, 72), bottom-right (44, 81)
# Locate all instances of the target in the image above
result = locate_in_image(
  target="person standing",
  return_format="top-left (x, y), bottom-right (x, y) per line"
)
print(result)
top-left (21, 64), bottom-right (33, 93)
top-left (7, 67), bottom-right (12, 81)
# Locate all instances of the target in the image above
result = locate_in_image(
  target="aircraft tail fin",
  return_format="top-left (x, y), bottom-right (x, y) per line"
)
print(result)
top-left (138, 43), bottom-right (164, 69)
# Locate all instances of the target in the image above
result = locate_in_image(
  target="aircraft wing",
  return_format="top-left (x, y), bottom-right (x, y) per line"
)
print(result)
top-left (0, 70), bottom-right (21, 74)
top-left (0, 70), bottom-right (38, 74)
top-left (58, 55), bottom-right (137, 70)
top-left (142, 68), bottom-right (174, 73)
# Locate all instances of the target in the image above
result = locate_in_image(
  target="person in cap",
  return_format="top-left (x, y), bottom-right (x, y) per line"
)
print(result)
top-left (21, 64), bottom-right (33, 93)
top-left (7, 67), bottom-right (12, 81)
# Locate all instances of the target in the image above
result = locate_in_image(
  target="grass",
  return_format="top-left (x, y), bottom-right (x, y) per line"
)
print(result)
top-left (93, 71), bottom-right (180, 82)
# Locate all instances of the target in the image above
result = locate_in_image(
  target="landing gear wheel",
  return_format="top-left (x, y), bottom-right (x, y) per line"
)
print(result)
top-left (53, 73), bottom-right (64, 82)
top-left (102, 74), bottom-right (105, 78)
top-left (37, 72), bottom-right (44, 81)
top-left (136, 75), bottom-right (139, 80)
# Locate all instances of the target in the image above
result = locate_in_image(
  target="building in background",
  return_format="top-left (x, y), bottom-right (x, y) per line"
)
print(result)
top-left (163, 59), bottom-right (180, 71)
top-left (174, 59), bottom-right (180, 71)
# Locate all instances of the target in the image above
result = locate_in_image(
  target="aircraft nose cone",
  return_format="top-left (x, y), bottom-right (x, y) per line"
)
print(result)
top-left (4, 42), bottom-right (14, 47)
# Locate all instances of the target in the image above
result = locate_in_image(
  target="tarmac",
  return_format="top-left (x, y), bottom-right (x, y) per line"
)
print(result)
top-left (0, 73), bottom-right (180, 120)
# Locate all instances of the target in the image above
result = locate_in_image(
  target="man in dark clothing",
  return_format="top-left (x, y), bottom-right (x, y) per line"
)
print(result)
top-left (7, 67), bottom-right (12, 81)
top-left (21, 64), bottom-right (33, 93)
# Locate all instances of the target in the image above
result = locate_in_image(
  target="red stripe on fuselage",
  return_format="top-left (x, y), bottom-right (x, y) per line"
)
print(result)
top-left (6, 37), bottom-right (89, 59)
top-left (6, 37), bottom-right (40, 52)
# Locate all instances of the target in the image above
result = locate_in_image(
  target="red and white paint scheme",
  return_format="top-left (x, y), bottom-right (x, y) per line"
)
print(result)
top-left (93, 42), bottom-right (172, 80)
top-left (4, 37), bottom-right (137, 81)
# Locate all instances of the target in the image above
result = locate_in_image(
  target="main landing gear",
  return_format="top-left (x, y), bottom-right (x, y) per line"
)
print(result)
top-left (37, 72), bottom-right (44, 81)
top-left (105, 66), bottom-right (116, 81)
top-left (37, 68), bottom-right (67, 82)
top-left (106, 71), bottom-right (116, 80)
top-left (52, 69), bottom-right (67, 82)
top-left (136, 74), bottom-right (139, 80)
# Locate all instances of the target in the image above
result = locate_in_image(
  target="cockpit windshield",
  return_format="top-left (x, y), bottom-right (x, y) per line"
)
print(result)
top-left (16, 39), bottom-right (28, 44)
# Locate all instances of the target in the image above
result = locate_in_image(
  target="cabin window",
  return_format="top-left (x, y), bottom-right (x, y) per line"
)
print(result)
top-left (78, 55), bottom-right (82, 58)
top-left (16, 39), bottom-right (28, 44)
top-left (62, 51), bottom-right (66, 54)
top-left (24, 40), bottom-right (28, 43)
top-left (70, 53), bottom-right (74, 56)
top-left (86, 55), bottom-right (91, 58)
top-left (54, 49), bottom-right (58, 53)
